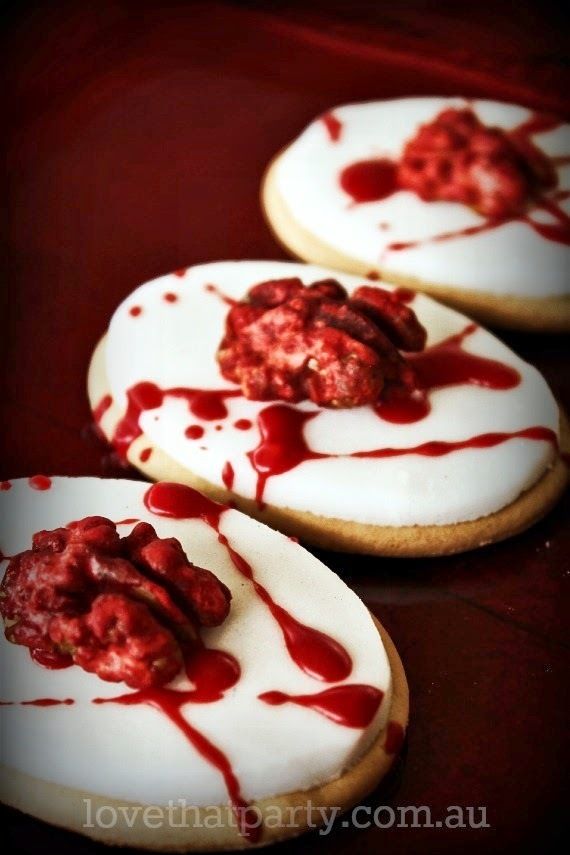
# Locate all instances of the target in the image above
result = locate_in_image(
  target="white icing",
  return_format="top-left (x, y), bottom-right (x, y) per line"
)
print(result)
top-left (274, 98), bottom-right (570, 297)
top-left (100, 261), bottom-right (559, 526)
top-left (0, 477), bottom-right (390, 805)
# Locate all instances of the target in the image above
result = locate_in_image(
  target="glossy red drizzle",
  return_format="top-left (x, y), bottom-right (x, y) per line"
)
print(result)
top-left (109, 382), bottom-right (240, 458)
top-left (248, 406), bottom-right (324, 506)
top-left (204, 283), bottom-right (237, 306)
top-left (92, 394), bottom-right (113, 424)
top-left (321, 111), bottom-right (343, 142)
top-left (144, 483), bottom-right (352, 683)
top-left (339, 112), bottom-right (569, 249)
top-left (31, 648), bottom-right (73, 669)
top-left (94, 646), bottom-right (259, 843)
top-left (222, 461), bottom-right (235, 490)
top-left (375, 323), bottom-right (520, 423)
top-left (28, 475), bottom-right (52, 491)
top-left (384, 720), bottom-right (405, 755)
top-left (258, 684), bottom-right (383, 729)
top-left (0, 697), bottom-right (74, 706)
top-left (139, 447), bottom-right (152, 463)
top-left (114, 518), bottom-right (140, 525)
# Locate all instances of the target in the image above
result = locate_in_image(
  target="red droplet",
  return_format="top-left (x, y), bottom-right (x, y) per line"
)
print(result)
top-left (259, 684), bottom-right (383, 728)
top-left (321, 111), bottom-right (343, 142)
top-left (234, 419), bottom-right (252, 431)
top-left (163, 292), bottom-right (178, 302)
top-left (173, 268), bottom-right (187, 277)
top-left (28, 475), bottom-right (52, 491)
top-left (222, 461), bottom-right (235, 490)
top-left (340, 159), bottom-right (399, 203)
top-left (139, 447), bottom-right (152, 463)
top-left (129, 306), bottom-right (142, 317)
top-left (185, 425), bottom-right (205, 440)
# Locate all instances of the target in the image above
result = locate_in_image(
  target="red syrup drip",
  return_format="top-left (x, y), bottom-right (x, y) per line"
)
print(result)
top-left (173, 268), bottom-right (187, 278)
top-left (110, 382), bottom-right (241, 459)
top-left (247, 406), bottom-right (325, 507)
top-left (222, 461), bottom-right (235, 490)
top-left (204, 283), bottom-right (237, 306)
top-left (92, 394), bottom-right (113, 424)
top-left (321, 111), bottom-right (343, 142)
top-left (144, 483), bottom-right (352, 683)
top-left (93, 646), bottom-right (259, 843)
top-left (28, 475), bottom-right (52, 491)
top-left (139, 447), bottom-right (152, 463)
top-left (0, 481), bottom-right (11, 491)
top-left (0, 697), bottom-right (74, 706)
top-left (31, 648), bottom-right (73, 669)
top-left (185, 425), bottom-right (205, 440)
top-left (384, 720), bottom-right (405, 755)
top-left (338, 112), bottom-right (570, 248)
top-left (234, 419), bottom-right (252, 431)
top-left (114, 518), bottom-right (140, 526)
top-left (375, 323), bottom-right (521, 424)
top-left (258, 684), bottom-right (383, 729)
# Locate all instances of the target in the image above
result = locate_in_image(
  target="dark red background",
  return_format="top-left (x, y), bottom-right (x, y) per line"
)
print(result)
top-left (2, 2), bottom-right (569, 853)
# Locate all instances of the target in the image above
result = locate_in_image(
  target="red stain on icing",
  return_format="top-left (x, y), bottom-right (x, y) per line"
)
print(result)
top-left (248, 406), bottom-right (325, 507)
top-left (340, 159), bottom-right (399, 203)
top-left (163, 292), bottom-right (178, 302)
top-left (375, 323), bottom-right (521, 423)
top-left (185, 425), bottom-right (205, 440)
top-left (0, 481), bottom-right (11, 491)
top-left (339, 112), bottom-right (569, 249)
top-left (92, 394), bottom-right (113, 424)
top-left (259, 684), bottom-right (383, 728)
top-left (111, 382), bottom-right (240, 458)
top-left (28, 475), bottom-right (52, 491)
top-left (114, 518), bottom-right (140, 526)
top-left (173, 268), bottom-right (187, 277)
top-left (139, 447), bottom-right (153, 463)
top-left (204, 283), bottom-right (237, 306)
top-left (144, 483), bottom-right (352, 683)
top-left (234, 419), bottom-right (252, 431)
top-left (366, 270), bottom-right (380, 280)
top-left (94, 645), bottom-right (259, 843)
top-left (384, 720), bottom-right (405, 755)
top-left (0, 697), bottom-right (74, 706)
top-left (222, 461), bottom-right (235, 490)
top-left (129, 306), bottom-right (142, 317)
top-left (321, 111), bottom-right (343, 142)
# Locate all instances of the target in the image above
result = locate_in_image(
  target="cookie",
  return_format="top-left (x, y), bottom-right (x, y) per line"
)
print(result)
top-left (0, 476), bottom-right (408, 849)
top-left (87, 261), bottom-right (568, 557)
top-left (261, 98), bottom-right (570, 332)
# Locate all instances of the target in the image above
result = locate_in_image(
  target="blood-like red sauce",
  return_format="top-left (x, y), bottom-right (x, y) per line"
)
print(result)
top-left (94, 646), bottom-right (259, 843)
top-left (106, 382), bottom-right (241, 458)
top-left (222, 461), bottom-right (235, 490)
top-left (139, 447), bottom-right (153, 463)
top-left (258, 684), bottom-right (383, 729)
top-left (339, 112), bottom-right (570, 249)
top-left (248, 406), bottom-right (324, 506)
top-left (28, 475), bottom-right (52, 491)
top-left (163, 292), bottom-right (178, 302)
top-left (321, 111), bottom-right (343, 142)
top-left (185, 425), bottom-right (205, 440)
top-left (129, 306), bottom-right (142, 317)
top-left (0, 481), bottom-right (11, 491)
top-left (114, 518), bottom-right (140, 526)
top-left (174, 268), bottom-right (187, 278)
top-left (144, 483), bottom-right (352, 683)
top-left (375, 323), bottom-right (520, 423)
top-left (204, 283), bottom-right (237, 306)
top-left (92, 394), bottom-right (113, 424)
top-left (234, 419), bottom-right (252, 431)
top-left (384, 720), bottom-right (405, 755)
top-left (0, 697), bottom-right (74, 706)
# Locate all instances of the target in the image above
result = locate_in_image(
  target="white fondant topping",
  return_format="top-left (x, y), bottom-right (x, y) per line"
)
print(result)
top-left (101, 261), bottom-right (559, 526)
top-left (0, 477), bottom-right (390, 805)
top-left (274, 98), bottom-right (570, 297)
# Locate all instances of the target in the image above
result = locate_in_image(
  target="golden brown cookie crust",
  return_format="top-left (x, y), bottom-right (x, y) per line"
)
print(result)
top-left (261, 151), bottom-right (570, 333)
top-left (88, 336), bottom-right (569, 557)
top-left (0, 618), bottom-right (408, 851)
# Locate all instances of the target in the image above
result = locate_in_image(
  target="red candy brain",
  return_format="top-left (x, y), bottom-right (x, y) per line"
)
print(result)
top-left (217, 278), bottom-right (426, 408)
top-left (398, 108), bottom-right (556, 218)
top-left (0, 516), bottom-right (231, 689)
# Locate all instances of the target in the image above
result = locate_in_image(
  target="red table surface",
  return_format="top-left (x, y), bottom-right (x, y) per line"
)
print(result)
top-left (2, 3), bottom-right (569, 853)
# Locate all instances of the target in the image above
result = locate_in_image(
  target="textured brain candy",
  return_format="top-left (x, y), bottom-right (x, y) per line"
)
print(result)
top-left (264, 98), bottom-right (570, 331)
top-left (87, 261), bottom-right (566, 555)
top-left (0, 477), bottom-right (408, 849)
